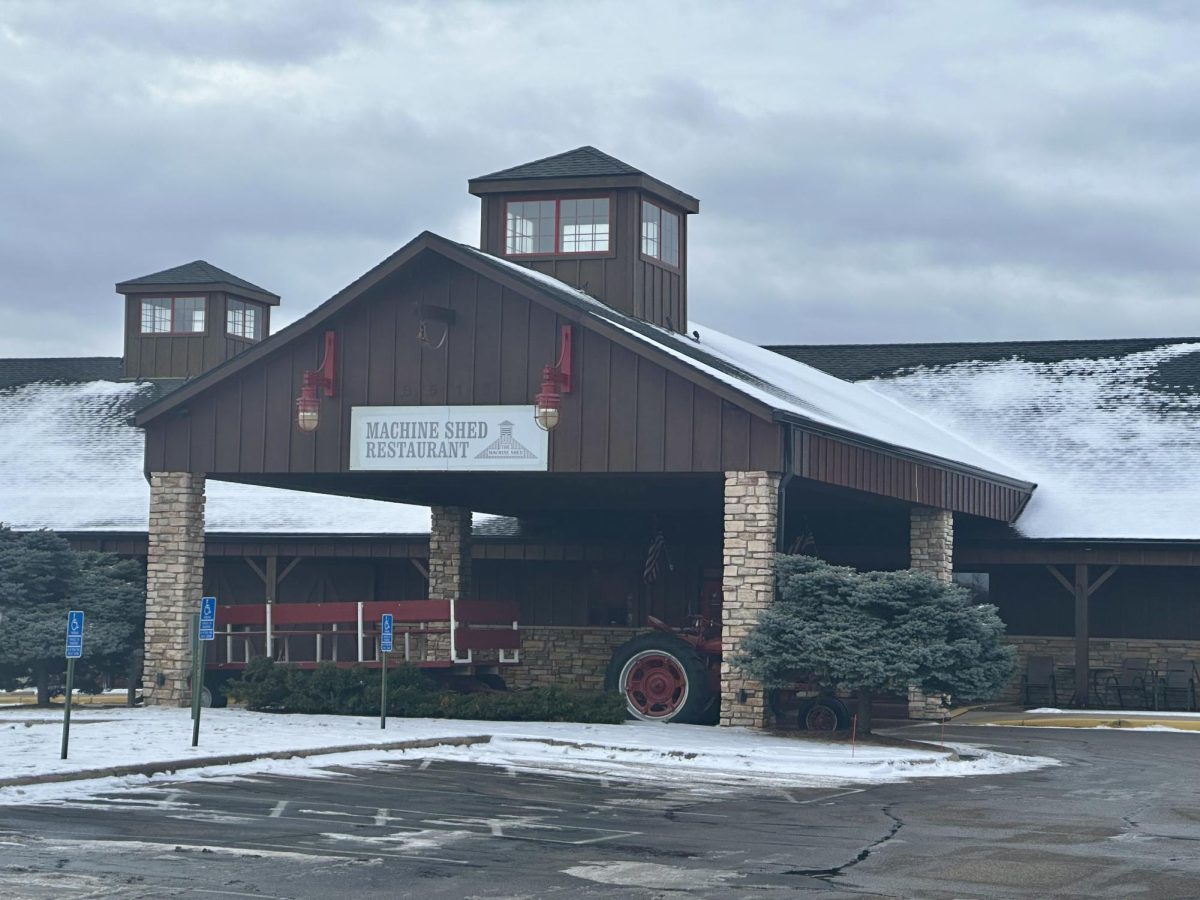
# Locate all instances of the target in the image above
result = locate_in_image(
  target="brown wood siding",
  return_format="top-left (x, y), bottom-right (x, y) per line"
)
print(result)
top-left (795, 429), bottom-right (1027, 522)
top-left (122, 293), bottom-right (269, 380)
top-left (148, 260), bottom-right (781, 477)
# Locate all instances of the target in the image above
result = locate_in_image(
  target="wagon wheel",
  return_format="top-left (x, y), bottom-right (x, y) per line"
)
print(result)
top-left (798, 697), bottom-right (848, 731)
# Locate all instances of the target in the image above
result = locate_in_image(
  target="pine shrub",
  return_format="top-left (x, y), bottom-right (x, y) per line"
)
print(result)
top-left (225, 660), bottom-right (626, 723)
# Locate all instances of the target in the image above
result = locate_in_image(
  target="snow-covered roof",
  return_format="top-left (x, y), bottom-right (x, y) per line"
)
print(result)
top-left (778, 340), bottom-right (1200, 540)
top-left (0, 367), bottom-right (434, 534)
top-left (462, 246), bottom-right (1026, 482)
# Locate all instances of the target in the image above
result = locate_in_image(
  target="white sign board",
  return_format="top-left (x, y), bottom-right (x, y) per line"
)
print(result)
top-left (349, 406), bottom-right (548, 472)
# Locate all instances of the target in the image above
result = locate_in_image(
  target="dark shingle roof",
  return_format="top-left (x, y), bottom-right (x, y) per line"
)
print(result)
top-left (116, 260), bottom-right (280, 304)
top-left (474, 146), bottom-right (645, 182)
top-left (0, 357), bottom-right (186, 410)
top-left (767, 337), bottom-right (1200, 383)
top-left (0, 357), bottom-right (122, 391)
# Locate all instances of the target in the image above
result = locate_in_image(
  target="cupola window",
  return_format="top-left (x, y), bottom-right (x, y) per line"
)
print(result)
top-left (641, 200), bottom-right (680, 267)
top-left (505, 197), bottom-right (610, 256)
top-left (226, 298), bottom-right (262, 341)
top-left (140, 296), bottom-right (206, 334)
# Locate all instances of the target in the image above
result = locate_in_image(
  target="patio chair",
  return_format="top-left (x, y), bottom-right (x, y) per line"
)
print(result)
top-left (1021, 655), bottom-right (1057, 706)
top-left (1156, 659), bottom-right (1197, 711)
top-left (1103, 658), bottom-right (1152, 709)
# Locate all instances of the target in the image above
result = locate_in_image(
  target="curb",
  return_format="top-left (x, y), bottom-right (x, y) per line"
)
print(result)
top-left (0, 734), bottom-right (491, 790)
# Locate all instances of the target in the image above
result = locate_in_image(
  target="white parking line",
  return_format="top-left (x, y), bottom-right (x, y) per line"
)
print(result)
top-left (268, 800), bottom-right (288, 818)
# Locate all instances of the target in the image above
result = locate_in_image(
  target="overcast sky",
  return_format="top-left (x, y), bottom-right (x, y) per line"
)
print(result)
top-left (2, 0), bottom-right (1199, 357)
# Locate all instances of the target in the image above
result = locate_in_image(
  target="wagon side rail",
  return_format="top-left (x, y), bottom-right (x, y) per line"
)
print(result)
top-left (208, 599), bottom-right (521, 670)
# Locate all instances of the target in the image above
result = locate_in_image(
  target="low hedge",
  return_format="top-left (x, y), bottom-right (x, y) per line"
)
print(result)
top-left (225, 659), bottom-right (627, 724)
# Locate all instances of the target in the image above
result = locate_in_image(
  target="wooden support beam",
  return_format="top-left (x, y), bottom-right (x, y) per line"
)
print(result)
top-left (244, 557), bottom-right (266, 584)
top-left (1044, 564), bottom-right (1074, 595)
top-left (1088, 565), bottom-right (1118, 597)
top-left (410, 559), bottom-right (429, 580)
top-left (279, 557), bottom-right (302, 583)
top-left (1074, 564), bottom-right (1090, 706)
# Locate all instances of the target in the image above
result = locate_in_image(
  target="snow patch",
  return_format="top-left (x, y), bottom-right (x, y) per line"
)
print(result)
top-left (863, 343), bottom-right (1200, 538)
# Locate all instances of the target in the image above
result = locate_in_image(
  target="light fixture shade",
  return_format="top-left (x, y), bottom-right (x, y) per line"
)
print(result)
top-left (296, 396), bottom-right (320, 432)
top-left (534, 405), bottom-right (560, 431)
top-left (534, 365), bottom-right (562, 431)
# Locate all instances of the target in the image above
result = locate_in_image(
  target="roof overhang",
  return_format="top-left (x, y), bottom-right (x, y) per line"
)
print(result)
top-left (468, 173), bottom-right (700, 214)
top-left (116, 281), bottom-right (281, 306)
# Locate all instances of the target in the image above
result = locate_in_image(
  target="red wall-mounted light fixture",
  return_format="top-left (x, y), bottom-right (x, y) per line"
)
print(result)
top-left (534, 325), bottom-right (573, 431)
top-left (296, 331), bottom-right (337, 433)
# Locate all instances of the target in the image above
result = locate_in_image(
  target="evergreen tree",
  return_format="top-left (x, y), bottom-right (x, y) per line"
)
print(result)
top-left (0, 526), bottom-right (145, 705)
top-left (733, 555), bottom-right (1015, 733)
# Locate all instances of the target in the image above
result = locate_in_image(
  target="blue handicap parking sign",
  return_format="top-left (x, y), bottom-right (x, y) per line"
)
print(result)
top-left (65, 610), bottom-right (85, 659)
top-left (199, 596), bottom-right (216, 642)
top-left (381, 614), bottom-right (394, 653)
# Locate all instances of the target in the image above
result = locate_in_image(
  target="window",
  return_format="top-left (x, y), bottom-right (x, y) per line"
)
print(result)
top-left (140, 296), bottom-right (205, 334)
top-left (505, 197), bottom-right (610, 256)
top-left (641, 200), bottom-right (680, 267)
top-left (226, 298), bottom-right (262, 341)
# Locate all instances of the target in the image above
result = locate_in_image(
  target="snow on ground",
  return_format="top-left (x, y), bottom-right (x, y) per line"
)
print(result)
top-left (0, 706), bottom-right (1055, 805)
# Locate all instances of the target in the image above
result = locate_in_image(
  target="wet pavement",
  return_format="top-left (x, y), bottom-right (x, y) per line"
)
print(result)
top-left (2, 723), bottom-right (1199, 898)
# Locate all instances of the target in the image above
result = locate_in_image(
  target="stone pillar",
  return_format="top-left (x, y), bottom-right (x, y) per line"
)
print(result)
top-left (428, 506), bottom-right (472, 602)
top-left (908, 505), bottom-right (954, 718)
top-left (720, 471), bottom-right (780, 728)
top-left (144, 472), bottom-right (206, 707)
top-left (909, 506), bottom-right (953, 584)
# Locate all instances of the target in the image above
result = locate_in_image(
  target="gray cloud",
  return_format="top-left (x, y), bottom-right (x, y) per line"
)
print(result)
top-left (1, 0), bottom-right (1199, 357)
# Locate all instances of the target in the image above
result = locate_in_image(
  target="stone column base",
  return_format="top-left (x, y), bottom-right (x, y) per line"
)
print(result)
top-left (719, 471), bottom-right (780, 728)
top-left (144, 471), bottom-right (206, 707)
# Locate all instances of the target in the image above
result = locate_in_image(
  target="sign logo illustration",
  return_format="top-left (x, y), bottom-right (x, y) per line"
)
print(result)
top-left (475, 421), bottom-right (535, 460)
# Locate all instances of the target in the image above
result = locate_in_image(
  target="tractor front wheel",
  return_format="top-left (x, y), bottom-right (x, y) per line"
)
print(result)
top-left (604, 634), bottom-right (714, 724)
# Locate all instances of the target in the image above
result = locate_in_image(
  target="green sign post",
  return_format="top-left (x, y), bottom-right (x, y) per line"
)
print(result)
top-left (191, 597), bottom-right (217, 747)
top-left (191, 612), bottom-right (202, 745)
top-left (62, 610), bottom-right (85, 760)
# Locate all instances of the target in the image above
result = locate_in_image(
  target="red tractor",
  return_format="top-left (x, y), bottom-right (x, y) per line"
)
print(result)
top-left (603, 587), bottom-right (851, 730)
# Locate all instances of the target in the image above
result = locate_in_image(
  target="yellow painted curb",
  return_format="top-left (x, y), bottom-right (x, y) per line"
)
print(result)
top-left (987, 716), bottom-right (1200, 730)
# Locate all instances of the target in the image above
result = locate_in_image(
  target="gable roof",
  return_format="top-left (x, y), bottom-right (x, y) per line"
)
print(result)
top-left (774, 339), bottom-right (1200, 540)
top-left (116, 260), bottom-right (281, 305)
top-left (136, 232), bottom-right (1030, 497)
top-left (468, 146), bottom-right (700, 213)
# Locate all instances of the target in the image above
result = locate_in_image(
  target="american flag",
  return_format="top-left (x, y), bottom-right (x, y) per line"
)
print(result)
top-left (643, 529), bottom-right (673, 583)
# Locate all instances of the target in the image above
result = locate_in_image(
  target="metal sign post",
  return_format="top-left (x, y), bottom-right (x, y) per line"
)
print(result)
top-left (192, 597), bottom-right (217, 747)
top-left (62, 610), bottom-right (85, 760)
top-left (380, 614), bottom-right (393, 730)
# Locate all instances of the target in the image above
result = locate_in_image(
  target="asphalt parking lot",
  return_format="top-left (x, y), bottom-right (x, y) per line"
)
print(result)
top-left (2, 724), bottom-right (1199, 898)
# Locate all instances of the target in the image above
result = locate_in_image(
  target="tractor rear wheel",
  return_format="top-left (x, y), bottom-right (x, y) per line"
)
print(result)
top-left (604, 633), bottom-right (714, 724)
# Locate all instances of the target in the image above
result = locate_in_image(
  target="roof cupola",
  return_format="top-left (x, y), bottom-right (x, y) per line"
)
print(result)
top-left (469, 146), bottom-right (698, 333)
top-left (115, 260), bottom-right (280, 380)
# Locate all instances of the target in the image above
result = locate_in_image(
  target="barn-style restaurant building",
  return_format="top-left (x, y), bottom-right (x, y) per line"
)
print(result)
top-left (8, 147), bottom-right (1200, 724)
